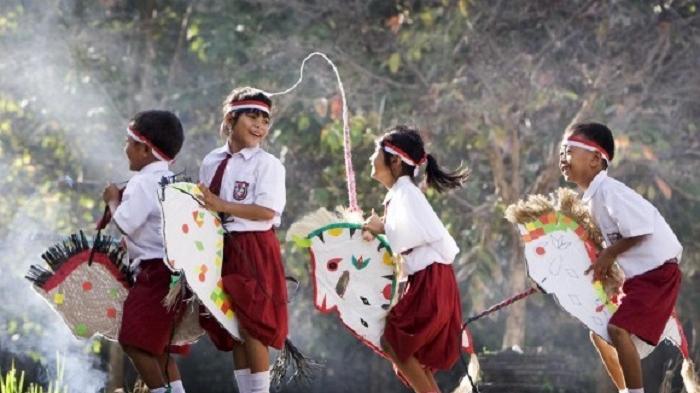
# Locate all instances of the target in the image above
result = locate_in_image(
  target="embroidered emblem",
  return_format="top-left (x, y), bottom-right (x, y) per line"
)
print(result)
top-left (232, 181), bottom-right (249, 201)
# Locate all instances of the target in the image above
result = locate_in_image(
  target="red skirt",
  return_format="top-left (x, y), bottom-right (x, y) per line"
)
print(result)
top-left (119, 259), bottom-right (188, 355)
top-left (200, 230), bottom-right (288, 350)
top-left (383, 262), bottom-right (463, 370)
top-left (609, 260), bottom-right (681, 345)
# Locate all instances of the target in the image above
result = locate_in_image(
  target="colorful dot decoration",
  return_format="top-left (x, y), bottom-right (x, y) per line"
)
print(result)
top-left (382, 284), bottom-right (392, 300)
top-left (75, 323), bottom-right (88, 337)
top-left (182, 224), bottom-right (189, 234)
top-left (106, 307), bottom-right (117, 319)
top-left (82, 281), bottom-right (93, 291)
top-left (521, 212), bottom-right (583, 243)
top-left (53, 293), bottom-right (65, 305)
top-left (210, 280), bottom-right (234, 319)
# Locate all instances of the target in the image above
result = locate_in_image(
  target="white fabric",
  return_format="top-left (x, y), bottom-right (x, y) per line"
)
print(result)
top-left (628, 389), bottom-right (644, 393)
top-left (248, 371), bottom-right (270, 393)
top-left (150, 387), bottom-right (167, 393)
top-left (170, 380), bottom-right (186, 393)
top-left (383, 176), bottom-right (459, 275)
top-left (234, 368), bottom-right (251, 393)
top-left (583, 171), bottom-right (682, 278)
top-left (113, 161), bottom-right (172, 271)
top-left (563, 138), bottom-right (610, 163)
top-left (228, 103), bottom-right (270, 115)
top-left (199, 143), bottom-right (286, 232)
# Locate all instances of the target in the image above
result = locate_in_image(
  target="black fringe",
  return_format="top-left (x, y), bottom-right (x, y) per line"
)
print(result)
top-left (25, 230), bottom-right (129, 287)
top-left (270, 338), bottom-right (321, 389)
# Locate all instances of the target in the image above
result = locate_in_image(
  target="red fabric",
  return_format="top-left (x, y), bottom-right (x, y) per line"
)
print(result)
top-left (200, 230), bottom-right (288, 350)
top-left (208, 153), bottom-right (232, 196)
top-left (383, 262), bottom-right (463, 370)
top-left (118, 259), bottom-right (189, 355)
top-left (609, 260), bottom-right (681, 345)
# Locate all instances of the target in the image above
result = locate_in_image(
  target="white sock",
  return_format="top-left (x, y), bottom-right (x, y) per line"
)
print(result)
top-left (619, 389), bottom-right (628, 393)
top-left (150, 387), bottom-right (167, 393)
top-left (234, 368), bottom-right (251, 393)
top-left (628, 389), bottom-right (644, 393)
top-left (170, 380), bottom-right (186, 393)
top-left (248, 371), bottom-right (270, 393)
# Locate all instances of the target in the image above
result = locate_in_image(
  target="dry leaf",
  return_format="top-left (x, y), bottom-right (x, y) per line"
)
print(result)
top-left (654, 176), bottom-right (673, 199)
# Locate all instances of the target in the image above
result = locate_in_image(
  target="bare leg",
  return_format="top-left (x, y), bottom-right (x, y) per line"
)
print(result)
top-left (122, 345), bottom-right (168, 389)
top-left (381, 338), bottom-right (435, 393)
top-left (608, 324), bottom-right (643, 389)
top-left (590, 331), bottom-right (625, 390)
top-left (232, 340), bottom-right (250, 370)
top-left (157, 353), bottom-right (182, 382)
top-left (241, 328), bottom-right (270, 373)
top-left (424, 368), bottom-right (440, 393)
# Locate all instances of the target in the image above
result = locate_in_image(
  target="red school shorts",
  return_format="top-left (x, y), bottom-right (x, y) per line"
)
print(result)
top-left (119, 259), bottom-right (188, 355)
top-left (609, 260), bottom-right (681, 345)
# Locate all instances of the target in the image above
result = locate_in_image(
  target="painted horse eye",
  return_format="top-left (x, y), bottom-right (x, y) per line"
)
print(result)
top-left (327, 258), bottom-right (342, 271)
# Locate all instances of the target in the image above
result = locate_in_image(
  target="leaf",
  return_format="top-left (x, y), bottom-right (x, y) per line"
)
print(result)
top-left (297, 115), bottom-right (310, 131)
top-left (654, 176), bottom-right (672, 199)
top-left (388, 53), bottom-right (401, 74)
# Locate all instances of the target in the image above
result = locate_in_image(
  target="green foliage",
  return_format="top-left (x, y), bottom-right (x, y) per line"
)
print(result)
top-left (0, 355), bottom-right (67, 393)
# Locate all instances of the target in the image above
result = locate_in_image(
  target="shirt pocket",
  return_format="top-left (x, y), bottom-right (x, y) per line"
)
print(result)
top-left (229, 172), bottom-right (256, 203)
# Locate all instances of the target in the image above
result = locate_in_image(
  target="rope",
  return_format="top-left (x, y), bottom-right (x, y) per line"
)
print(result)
top-left (262, 52), bottom-right (359, 211)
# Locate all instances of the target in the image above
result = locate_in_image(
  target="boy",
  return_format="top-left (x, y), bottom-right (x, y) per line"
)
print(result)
top-left (559, 122), bottom-right (682, 393)
top-left (103, 110), bottom-right (187, 393)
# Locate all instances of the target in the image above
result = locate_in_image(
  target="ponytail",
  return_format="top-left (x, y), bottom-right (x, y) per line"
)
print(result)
top-left (424, 153), bottom-right (469, 193)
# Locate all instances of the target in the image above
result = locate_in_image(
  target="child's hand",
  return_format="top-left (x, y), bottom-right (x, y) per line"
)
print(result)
top-left (197, 182), bottom-right (226, 212)
top-left (362, 209), bottom-right (383, 241)
top-left (102, 183), bottom-right (121, 204)
top-left (585, 248), bottom-right (616, 282)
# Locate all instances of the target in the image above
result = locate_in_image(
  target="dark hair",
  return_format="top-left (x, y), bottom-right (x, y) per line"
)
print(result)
top-left (569, 122), bottom-right (615, 168)
top-left (129, 110), bottom-right (184, 160)
top-left (379, 125), bottom-right (469, 193)
top-left (222, 86), bottom-right (272, 125)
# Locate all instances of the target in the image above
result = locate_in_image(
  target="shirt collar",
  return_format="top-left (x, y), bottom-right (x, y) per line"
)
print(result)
top-left (139, 160), bottom-right (169, 174)
top-left (383, 176), bottom-right (412, 204)
top-left (219, 143), bottom-right (261, 161)
top-left (582, 170), bottom-right (607, 203)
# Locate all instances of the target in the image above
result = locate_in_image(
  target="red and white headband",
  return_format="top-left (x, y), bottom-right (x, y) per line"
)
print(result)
top-left (127, 126), bottom-right (173, 162)
top-left (563, 135), bottom-right (610, 163)
top-left (383, 142), bottom-right (427, 176)
top-left (227, 99), bottom-right (271, 116)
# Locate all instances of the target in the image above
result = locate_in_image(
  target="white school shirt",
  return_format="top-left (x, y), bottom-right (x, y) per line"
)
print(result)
top-left (383, 176), bottom-right (460, 275)
top-left (199, 144), bottom-right (286, 232)
top-left (583, 170), bottom-right (682, 279)
top-left (112, 161), bottom-right (172, 271)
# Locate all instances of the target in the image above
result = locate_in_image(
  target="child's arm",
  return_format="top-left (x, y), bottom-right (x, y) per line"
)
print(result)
top-left (197, 182), bottom-right (275, 221)
top-left (585, 235), bottom-right (646, 281)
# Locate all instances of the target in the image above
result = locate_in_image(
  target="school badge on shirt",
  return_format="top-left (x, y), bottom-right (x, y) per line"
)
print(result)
top-left (233, 181), bottom-right (249, 201)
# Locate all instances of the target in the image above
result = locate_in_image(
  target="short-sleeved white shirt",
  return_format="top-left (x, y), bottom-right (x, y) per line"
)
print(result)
top-left (383, 176), bottom-right (460, 275)
top-left (199, 143), bottom-right (286, 232)
top-left (113, 161), bottom-right (172, 271)
top-left (583, 170), bottom-right (682, 278)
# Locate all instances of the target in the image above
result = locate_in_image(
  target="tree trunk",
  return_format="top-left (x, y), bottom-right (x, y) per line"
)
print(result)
top-left (501, 234), bottom-right (528, 349)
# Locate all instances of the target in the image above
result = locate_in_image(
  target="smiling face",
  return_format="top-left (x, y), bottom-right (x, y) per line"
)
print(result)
top-left (224, 109), bottom-right (270, 152)
top-left (559, 138), bottom-right (603, 189)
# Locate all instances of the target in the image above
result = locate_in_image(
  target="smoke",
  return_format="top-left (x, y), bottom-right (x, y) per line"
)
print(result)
top-left (0, 192), bottom-right (107, 392)
top-left (0, 2), bottom-right (130, 392)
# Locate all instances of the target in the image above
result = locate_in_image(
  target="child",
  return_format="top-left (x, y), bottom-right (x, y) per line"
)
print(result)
top-left (196, 87), bottom-right (287, 393)
top-left (102, 110), bottom-right (187, 393)
top-left (559, 122), bottom-right (682, 393)
top-left (362, 125), bottom-right (468, 393)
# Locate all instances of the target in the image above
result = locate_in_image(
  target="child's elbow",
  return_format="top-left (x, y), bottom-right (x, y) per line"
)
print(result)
top-left (259, 207), bottom-right (276, 221)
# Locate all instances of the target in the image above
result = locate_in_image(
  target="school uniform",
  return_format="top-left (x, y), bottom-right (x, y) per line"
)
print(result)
top-left (584, 170), bottom-right (682, 345)
top-left (114, 161), bottom-right (186, 355)
top-left (382, 176), bottom-right (463, 370)
top-left (198, 144), bottom-right (288, 350)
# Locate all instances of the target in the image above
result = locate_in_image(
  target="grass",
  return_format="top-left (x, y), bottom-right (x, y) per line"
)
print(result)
top-left (0, 353), bottom-right (67, 393)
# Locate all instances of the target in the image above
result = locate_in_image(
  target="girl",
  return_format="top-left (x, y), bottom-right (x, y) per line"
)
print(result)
top-left (363, 125), bottom-right (469, 393)
top-left (197, 87), bottom-right (287, 393)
